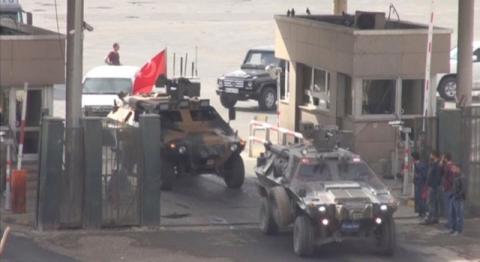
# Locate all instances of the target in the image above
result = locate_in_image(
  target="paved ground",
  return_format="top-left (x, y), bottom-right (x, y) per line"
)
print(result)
top-left (3, 0), bottom-right (480, 261)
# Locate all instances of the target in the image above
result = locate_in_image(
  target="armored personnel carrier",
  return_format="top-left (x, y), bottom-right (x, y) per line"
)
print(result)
top-left (108, 77), bottom-right (245, 190)
top-left (255, 125), bottom-right (397, 257)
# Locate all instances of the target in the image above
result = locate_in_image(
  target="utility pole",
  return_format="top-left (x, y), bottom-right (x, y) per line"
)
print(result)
top-left (64, 0), bottom-right (84, 226)
top-left (333, 0), bottom-right (347, 15)
top-left (456, 0), bottom-right (474, 107)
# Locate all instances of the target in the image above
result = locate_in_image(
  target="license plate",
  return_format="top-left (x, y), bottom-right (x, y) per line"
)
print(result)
top-left (225, 88), bottom-right (239, 94)
top-left (341, 222), bottom-right (360, 231)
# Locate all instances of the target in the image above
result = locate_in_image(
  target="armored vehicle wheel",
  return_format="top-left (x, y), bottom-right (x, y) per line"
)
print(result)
top-left (220, 94), bottom-right (237, 109)
top-left (376, 215), bottom-right (396, 256)
top-left (260, 197), bottom-right (278, 235)
top-left (293, 215), bottom-right (315, 257)
top-left (269, 187), bottom-right (293, 227)
top-left (160, 157), bottom-right (175, 191)
top-left (258, 87), bottom-right (277, 111)
top-left (223, 154), bottom-right (245, 189)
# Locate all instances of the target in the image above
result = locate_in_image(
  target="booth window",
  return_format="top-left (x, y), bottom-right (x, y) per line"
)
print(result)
top-left (302, 64), bottom-right (330, 110)
top-left (338, 73), bottom-right (352, 115)
top-left (361, 80), bottom-right (395, 115)
top-left (401, 80), bottom-right (424, 115)
top-left (280, 61), bottom-right (290, 101)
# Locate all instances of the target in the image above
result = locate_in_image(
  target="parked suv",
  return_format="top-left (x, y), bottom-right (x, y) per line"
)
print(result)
top-left (437, 41), bottom-right (480, 101)
top-left (217, 46), bottom-right (283, 111)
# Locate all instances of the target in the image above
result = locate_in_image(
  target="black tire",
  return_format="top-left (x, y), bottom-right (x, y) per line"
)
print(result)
top-left (220, 94), bottom-right (237, 109)
top-left (259, 197), bottom-right (278, 235)
top-left (438, 75), bottom-right (457, 101)
top-left (223, 154), bottom-right (245, 189)
top-left (160, 157), bottom-right (175, 190)
top-left (269, 187), bottom-right (293, 227)
top-left (376, 215), bottom-right (396, 256)
top-left (293, 215), bottom-right (315, 257)
top-left (258, 87), bottom-right (277, 111)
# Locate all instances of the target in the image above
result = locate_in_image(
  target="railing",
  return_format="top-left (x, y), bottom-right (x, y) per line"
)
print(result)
top-left (248, 120), bottom-right (304, 157)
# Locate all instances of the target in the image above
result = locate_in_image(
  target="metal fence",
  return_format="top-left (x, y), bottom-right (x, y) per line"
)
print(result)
top-left (460, 107), bottom-right (480, 216)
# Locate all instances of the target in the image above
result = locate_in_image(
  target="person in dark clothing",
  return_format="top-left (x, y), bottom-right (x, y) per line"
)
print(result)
top-left (422, 151), bottom-right (442, 225)
top-left (105, 42), bottom-right (121, 65)
top-left (442, 153), bottom-right (456, 229)
top-left (412, 151), bottom-right (428, 217)
top-left (449, 165), bottom-right (466, 235)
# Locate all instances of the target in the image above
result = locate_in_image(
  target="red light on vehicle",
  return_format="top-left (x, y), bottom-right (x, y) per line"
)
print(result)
top-left (302, 158), bottom-right (310, 164)
top-left (169, 143), bottom-right (176, 149)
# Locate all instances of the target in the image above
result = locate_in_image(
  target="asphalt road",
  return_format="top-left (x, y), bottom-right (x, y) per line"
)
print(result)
top-left (1, 235), bottom-right (76, 262)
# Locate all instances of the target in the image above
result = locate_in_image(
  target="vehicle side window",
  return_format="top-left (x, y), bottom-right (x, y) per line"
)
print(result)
top-left (474, 48), bottom-right (480, 62)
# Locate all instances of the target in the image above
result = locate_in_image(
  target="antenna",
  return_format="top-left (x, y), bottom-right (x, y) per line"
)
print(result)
top-left (195, 46), bottom-right (198, 77)
top-left (173, 53), bottom-right (176, 77)
top-left (184, 52), bottom-right (188, 78)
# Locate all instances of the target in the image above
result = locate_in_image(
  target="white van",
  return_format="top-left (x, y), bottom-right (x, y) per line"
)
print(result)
top-left (0, 0), bottom-right (32, 24)
top-left (82, 65), bottom-right (139, 116)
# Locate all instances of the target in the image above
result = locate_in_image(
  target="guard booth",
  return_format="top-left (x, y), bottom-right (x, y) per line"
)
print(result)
top-left (274, 11), bottom-right (452, 174)
top-left (0, 19), bottom-right (65, 219)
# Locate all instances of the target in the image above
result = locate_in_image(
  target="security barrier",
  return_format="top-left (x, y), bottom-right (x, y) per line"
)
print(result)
top-left (248, 120), bottom-right (304, 157)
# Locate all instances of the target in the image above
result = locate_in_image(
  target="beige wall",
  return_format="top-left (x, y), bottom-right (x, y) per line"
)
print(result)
top-left (275, 15), bottom-right (451, 78)
top-left (0, 36), bottom-right (65, 87)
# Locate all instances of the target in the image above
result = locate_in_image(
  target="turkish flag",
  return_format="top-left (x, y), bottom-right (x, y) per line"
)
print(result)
top-left (133, 49), bottom-right (167, 94)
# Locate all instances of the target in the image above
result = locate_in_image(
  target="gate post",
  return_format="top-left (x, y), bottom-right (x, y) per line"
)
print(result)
top-left (82, 117), bottom-right (103, 228)
top-left (37, 117), bottom-right (64, 230)
top-left (139, 114), bottom-right (162, 226)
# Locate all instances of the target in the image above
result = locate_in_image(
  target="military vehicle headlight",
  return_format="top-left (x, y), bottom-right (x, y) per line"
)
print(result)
top-left (246, 81), bottom-right (254, 89)
top-left (380, 204), bottom-right (388, 211)
top-left (230, 144), bottom-right (238, 152)
top-left (375, 217), bottom-right (383, 224)
top-left (318, 206), bottom-right (326, 213)
top-left (178, 146), bottom-right (187, 154)
top-left (321, 219), bottom-right (329, 226)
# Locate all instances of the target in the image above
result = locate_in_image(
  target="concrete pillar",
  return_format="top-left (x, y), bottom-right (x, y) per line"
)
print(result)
top-left (333, 0), bottom-right (347, 15)
top-left (456, 0), bottom-right (475, 107)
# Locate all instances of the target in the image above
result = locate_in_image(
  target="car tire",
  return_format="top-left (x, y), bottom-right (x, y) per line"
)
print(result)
top-left (220, 94), bottom-right (237, 109)
top-left (223, 154), bottom-right (245, 189)
top-left (259, 197), bottom-right (278, 235)
top-left (376, 215), bottom-right (396, 256)
top-left (438, 76), bottom-right (457, 101)
top-left (293, 215), bottom-right (315, 257)
top-left (269, 187), bottom-right (293, 227)
top-left (160, 156), bottom-right (175, 191)
top-left (258, 87), bottom-right (277, 111)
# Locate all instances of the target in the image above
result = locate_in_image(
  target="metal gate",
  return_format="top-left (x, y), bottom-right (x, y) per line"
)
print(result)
top-left (101, 121), bottom-right (141, 226)
top-left (460, 107), bottom-right (480, 215)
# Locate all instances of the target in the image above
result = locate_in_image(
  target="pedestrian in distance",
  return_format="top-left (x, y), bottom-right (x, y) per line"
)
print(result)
top-left (412, 151), bottom-right (428, 218)
top-left (105, 42), bottom-right (121, 65)
top-left (421, 151), bottom-right (442, 225)
top-left (449, 164), bottom-right (466, 236)
top-left (441, 153), bottom-right (456, 230)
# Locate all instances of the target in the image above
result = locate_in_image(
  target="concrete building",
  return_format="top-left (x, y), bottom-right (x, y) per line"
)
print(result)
top-left (275, 12), bottom-right (451, 172)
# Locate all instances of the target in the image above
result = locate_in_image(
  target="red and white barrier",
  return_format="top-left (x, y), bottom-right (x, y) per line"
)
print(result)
top-left (248, 120), bottom-right (304, 157)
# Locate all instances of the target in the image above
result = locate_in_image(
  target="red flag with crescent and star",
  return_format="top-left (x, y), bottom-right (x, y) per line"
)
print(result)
top-left (133, 49), bottom-right (167, 94)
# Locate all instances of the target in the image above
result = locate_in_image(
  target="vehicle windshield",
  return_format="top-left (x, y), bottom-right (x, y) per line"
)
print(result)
top-left (83, 78), bottom-right (132, 94)
top-left (243, 51), bottom-right (278, 67)
top-left (0, 12), bottom-right (20, 22)
top-left (294, 160), bottom-right (385, 190)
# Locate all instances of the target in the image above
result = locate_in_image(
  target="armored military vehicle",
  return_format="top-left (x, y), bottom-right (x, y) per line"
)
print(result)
top-left (255, 125), bottom-right (397, 257)
top-left (108, 77), bottom-right (245, 190)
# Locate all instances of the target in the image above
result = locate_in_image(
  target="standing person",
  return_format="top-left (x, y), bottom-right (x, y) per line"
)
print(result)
top-left (449, 164), bottom-right (466, 235)
top-left (442, 153), bottom-right (455, 230)
top-left (412, 152), bottom-right (428, 218)
top-left (105, 43), bottom-right (121, 65)
top-left (422, 151), bottom-right (442, 225)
